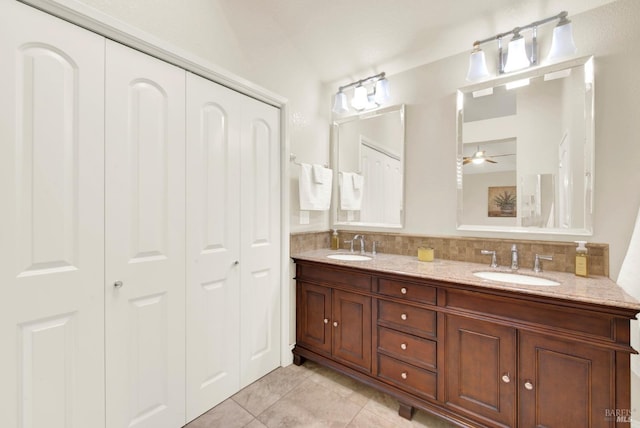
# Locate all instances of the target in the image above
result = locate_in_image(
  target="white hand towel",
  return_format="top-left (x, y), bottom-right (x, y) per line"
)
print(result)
top-left (339, 171), bottom-right (364, 210)
top-left (299, 163), bottom-right (333, 211)
top-left (352, 173), bottom-right (364, 190)
top-left (312, 164), bottom-right (325, 184)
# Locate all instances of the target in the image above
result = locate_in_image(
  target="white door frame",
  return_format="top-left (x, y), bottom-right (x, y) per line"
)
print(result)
top-left (18, 0), bottom-right (293, 366)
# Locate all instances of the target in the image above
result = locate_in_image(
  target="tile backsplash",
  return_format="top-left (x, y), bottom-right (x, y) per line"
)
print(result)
top-left (290, 230), bottom-right (609, 277)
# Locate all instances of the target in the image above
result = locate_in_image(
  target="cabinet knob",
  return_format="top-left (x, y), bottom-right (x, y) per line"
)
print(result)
top-left (401, 372), bottom-right (408, 380)
top-left (323, 318), bottom-right (329, 324)
top-left (400, 313), bottom-right (408, 321)
top-left (114, 280), bottom-right (123, 288)
top-left (333, 321), bottom-right (339, 327)
top-left (524, 380), bottom-right (534, 390)
top-left (400, 287), bottom-right (407, 295)
top-left (501, 374), bottom-right (511, 383)
top-left (400, 343), bottom-right (407, 350)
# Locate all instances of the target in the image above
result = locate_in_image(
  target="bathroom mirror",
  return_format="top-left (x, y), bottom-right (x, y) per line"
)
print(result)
top-left (457, 56), bottom-right (594, 235)
top-left (332, 104), bottom-right (405, 228)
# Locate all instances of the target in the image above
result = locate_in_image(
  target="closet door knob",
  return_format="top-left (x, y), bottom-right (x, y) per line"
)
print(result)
top-left (234, 260), bottom-right (239, 265)
top-left (400, 313), bottom-right (408, 321)
top-left (114, 281), bottom-right (123, 288)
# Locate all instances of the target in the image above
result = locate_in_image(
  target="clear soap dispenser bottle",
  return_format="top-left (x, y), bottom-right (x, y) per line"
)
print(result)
top-left (575, 241), bottom-right (589, 277)
top-left (331, 229), bottom-right (339, 250)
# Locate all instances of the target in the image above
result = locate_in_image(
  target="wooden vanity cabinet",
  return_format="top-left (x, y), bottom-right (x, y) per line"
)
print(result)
top-left (518, 331), bottom-right (614, 428)
top-left (445, 315), bottom-right (517, 427)
top-left (295, 266), bottom-right (372, 372)
top-left (292, 259), bottom-right (636, 428)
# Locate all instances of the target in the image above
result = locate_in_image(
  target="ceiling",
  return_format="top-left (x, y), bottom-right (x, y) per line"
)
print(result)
top-left (215, 0), bottom-right (615, 85)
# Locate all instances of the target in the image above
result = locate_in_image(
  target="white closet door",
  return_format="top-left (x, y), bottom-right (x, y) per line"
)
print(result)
top-left (0, 2), bottom-right (105, 428)
top-left (185, 73), bottom-right (241, 421)
top-left (105, 41), bottom-right (186, 428)
top-left (239, 99), bottom-right (282, 387)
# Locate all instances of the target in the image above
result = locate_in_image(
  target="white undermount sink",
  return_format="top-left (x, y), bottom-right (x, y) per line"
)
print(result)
top-left (327, 253), bottom-right (372, 261)
top-left (473, 271), bottom-right (560, 286)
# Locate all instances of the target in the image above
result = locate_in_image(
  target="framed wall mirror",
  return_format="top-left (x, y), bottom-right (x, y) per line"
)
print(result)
top-left (456, 56), bottom-right (594, 235)
top-left (332, 104), bottom-right (405, 228)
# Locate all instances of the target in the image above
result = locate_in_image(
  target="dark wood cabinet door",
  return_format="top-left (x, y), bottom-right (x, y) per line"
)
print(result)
top-left (332, 289), bottom-right (372, 372)
top-left (296, 282), bottom-right (332, 355)
top-left (519, 331), bottom-right (614, 428)
top-left (445, 315), bottom-right (517, 428)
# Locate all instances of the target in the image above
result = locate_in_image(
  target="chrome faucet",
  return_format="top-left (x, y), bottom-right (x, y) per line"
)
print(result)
top-left (353, 234), bottom-right (366, 255)
top-left (480, 250), bottom-right (498, 268)
top-left (533, 254), bottom-right (553, 273)
top-left (510, 244), bottom-right (519, 270)
top-left (372, 241), bottom-right (380, 256)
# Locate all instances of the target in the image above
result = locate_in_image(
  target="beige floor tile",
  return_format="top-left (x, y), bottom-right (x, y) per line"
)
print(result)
top-left (257, 378), bottom-right (362, 428)
top-left (243, 419), bottom-right (268, 428)
top-left (308, 365), bottom-right (378, 407)
top-left (232, 366), bottom-right (309, 416)
top-left (348, 408), bottom-right (408, 428)
top-left (185, 399), bottom-right (254, 428)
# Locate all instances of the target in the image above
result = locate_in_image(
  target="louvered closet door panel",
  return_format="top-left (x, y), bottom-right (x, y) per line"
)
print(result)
top-left (105, 40), bottom-right (186, 428)
top-left (0, 2), bottom-right (105, 427)
top-left (185, 72), bottom-right (242, 422)
top-left (239, 99), bottom-right (281, 387)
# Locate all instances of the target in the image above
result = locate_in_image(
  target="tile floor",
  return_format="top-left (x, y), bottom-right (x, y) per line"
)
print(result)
top-left (185, 360), bottom-right (457, 428)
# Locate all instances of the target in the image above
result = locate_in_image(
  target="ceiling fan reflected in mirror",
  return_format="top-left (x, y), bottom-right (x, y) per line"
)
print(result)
top-left (463, 146), bottom-right (514, 165)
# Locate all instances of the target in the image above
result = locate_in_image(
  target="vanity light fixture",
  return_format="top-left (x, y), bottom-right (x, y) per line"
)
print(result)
top-left (466, 11), bottom-right (577, 82)
top-left (332, 72), bottom-right (389, 114)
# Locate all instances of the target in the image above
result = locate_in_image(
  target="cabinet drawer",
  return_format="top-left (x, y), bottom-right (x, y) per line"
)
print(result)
top-left (377, 278), bottom-right (436, 305)
top-left (378, 327), bottom-right (436, 370)
top-left (378, 300), bottom-right (436, 338)
top-left (378, 354), bottom-right (436, 400)
top-left (296, 263), bottom-right (371, 291)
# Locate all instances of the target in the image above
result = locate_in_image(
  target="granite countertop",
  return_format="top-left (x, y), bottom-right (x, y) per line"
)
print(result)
top-left (292, 249), bottom-right (640, 311)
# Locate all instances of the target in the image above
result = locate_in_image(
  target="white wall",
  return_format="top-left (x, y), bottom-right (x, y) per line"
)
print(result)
top-left (327, 0), bottom-right (640, 280)
top-left (74, 0), bottom-right (640, 279)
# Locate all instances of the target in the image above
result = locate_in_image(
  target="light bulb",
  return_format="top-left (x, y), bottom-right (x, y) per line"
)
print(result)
top-left (332, 91), bottom-right (348, 114)
top-left (503, 33), bottom-right (530, 73)
top-left (374, 78), bottom-right (390, 104)
top-left (351, 86), bottom-right (368, 110)
top-left (466, 46), bottom-right (490, 81)
top-left (548, 20), bottom-right (577, 61)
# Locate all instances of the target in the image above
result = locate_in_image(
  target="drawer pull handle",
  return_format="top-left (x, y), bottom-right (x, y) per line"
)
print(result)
top-left (401, 372), bottom-right (408, 380)
top-left (400, 343), bottom-right (407, 350)
top-left (323, 318), bottom-right (329, 324)
top-left (501, 374), bottom-right (510, 383)
top-left (400, 287), bottom-right (407, 294)
top-left (400, 313), bottom-right (407, 321)
top-left (524, 380), bottom-right (534, 390)
top-left (333, 321), bottom-right (339, 327)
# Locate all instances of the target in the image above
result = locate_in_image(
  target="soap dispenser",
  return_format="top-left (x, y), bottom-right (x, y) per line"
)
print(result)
top-left (331, 229), bottom-right (339, 250)
top-left (575, 241), bottom-right (589, 277)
